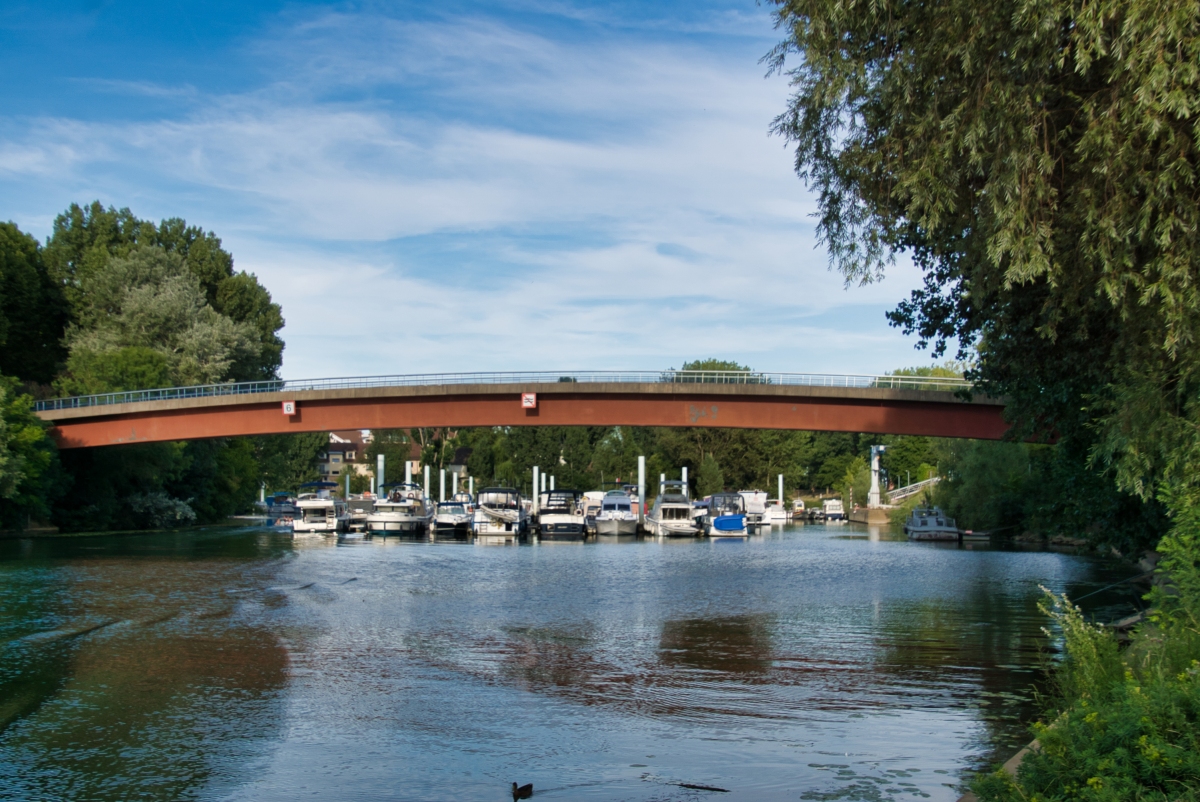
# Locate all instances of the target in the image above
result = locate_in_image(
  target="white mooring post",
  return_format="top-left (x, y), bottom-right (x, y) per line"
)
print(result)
top-left (370, 476), bottom-right (375, 495)
top-left (681, 466), bottom-right (688, 489)
top-left (439, 468), bottom-right (446, 502)
top-left (405, 460), bottom-right (412, 485)
top-left (452, 471), bottom-right (458, 496)
top-left (550, 475), bottom-right (555, 492)
top-left (660, 473), bottom-right (666, 493)
top-left (541, 472), bottom-right (547, 493)
top-left (532, 466), bottom-right (539, 513)
top-left (469, 476), bottom-right (474, 497)
top-left (637, 456), bottom-right (646, 527)
top-left (424, 465), bottom-right (431, 500)
top-left (377, 454), bottom-right (385, 493)
top-left (779, 474), bottom-right (784, 505)
top-left (259, 483), bottom-right (265, 503)
top-left (345, 472), bottom-right (350, 498)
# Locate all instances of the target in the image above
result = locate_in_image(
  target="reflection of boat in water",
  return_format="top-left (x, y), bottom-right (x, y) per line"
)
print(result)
top-left (293, 482), bottom-right (349, 536)
top-left (823, 498), bottom-right (845, 522)
top-left (367, 483), bottom-right (432, 535)
top-left (647, 480), bottom-right (700, 537)
top-left (702, 493), bottom-right (748, 537)
top-left (473, 487), bottom-right (529, 539)
top-left (536, 490), bottom-right (586, 540)
top-left (904, 507), bottom-right (959, 541)
top-left (433, 499), bottom-right (472, 538)
top-left (595, 490), bottom-right (638, 536)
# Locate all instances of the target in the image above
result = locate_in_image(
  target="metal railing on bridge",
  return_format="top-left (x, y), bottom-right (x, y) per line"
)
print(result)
top-left (886, 476), bottom-right (942, 503)
top-left (34, 370), bottom-right (973, 412)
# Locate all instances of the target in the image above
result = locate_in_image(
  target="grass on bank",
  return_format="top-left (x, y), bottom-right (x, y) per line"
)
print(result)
top-left (973, 528), bottom-right (1200, 801)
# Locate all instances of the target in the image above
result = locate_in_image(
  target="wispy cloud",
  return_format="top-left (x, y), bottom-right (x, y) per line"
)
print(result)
top-left (0, 4), bottom-right (934, 378)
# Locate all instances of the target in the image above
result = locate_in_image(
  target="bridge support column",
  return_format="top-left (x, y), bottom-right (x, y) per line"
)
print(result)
top-left (638, 456), bottom-right (645, 527)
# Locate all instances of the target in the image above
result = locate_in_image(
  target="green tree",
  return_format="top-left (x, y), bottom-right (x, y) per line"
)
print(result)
top-left (0, 377), bottom-right (62, 529)
top-left (0, 223), bottom-right (68, 386)
top-left (695, 453), bottom-right (725, 497)
top-left (766, 0), bottom-right (1197, 551)
top-left (56, 246), bottom-right (262, 393)
top-left (255, 433), bottom-right (327, 493)
top-left (44, 202), bottom-right (283, 380)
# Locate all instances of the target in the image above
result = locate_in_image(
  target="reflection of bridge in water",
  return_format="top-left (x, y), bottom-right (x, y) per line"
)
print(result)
top-left (34, 370), bottom-right (1008, 449)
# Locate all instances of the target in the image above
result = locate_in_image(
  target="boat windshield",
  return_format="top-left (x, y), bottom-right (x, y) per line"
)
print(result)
top-left (710, 494), bottom-right (745, 514)
top-left (542, 491), bottom-right (580, 512)
top-left (602, 499), bottom-right (631, 512)
top-left (438, 503), bottom-right (466, 515)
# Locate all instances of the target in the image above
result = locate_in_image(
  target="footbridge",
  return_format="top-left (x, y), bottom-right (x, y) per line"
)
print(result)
top-left (34, 370), bottom-right (1008, 449)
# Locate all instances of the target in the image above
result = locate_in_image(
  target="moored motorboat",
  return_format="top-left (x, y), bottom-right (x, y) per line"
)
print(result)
top-left (293, 482), bottom-right (349, 536)
top-left (702, 492), bottom-right (748, 537)
top-left (367, 483), bottom-right (432, 535)
top-left (763, 499), bottom-right (789, 526)
top-left (738, 490), bottom-right (768, 528)
top-left (823, 498), bottom-right (845, 522)
top-left (595, 490), bottom-right (638, 536)
top-left (473, 487), bottom-right (529, 541)
top-left (646, 480), bottom-right (700, 537)
top-left (536, 489), bottom-right (587, 540)
top-left (904, 507), bottom-right (959, 541)
top-left (433, 499), bottom-right (473, 538)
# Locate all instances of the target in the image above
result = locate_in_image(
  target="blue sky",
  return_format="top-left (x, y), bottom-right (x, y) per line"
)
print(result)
top-left (0, 0), bottom-right (940, 379)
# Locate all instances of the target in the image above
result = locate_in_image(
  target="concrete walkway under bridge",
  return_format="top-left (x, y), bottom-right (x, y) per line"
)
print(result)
top-left (33, 370), bottom-right (1008, 449)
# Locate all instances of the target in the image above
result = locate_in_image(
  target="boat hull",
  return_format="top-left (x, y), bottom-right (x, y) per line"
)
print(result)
top-left (595, 517), bottom-right (638, 536)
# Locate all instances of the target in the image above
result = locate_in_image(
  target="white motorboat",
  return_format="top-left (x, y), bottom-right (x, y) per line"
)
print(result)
top-left (763, 499), bottom-right (789, 526)
top-left (293, 482), bottom-right (349, 536)
top-left (433, 499), bottom-right (472, 537)
top-left (702, 492), bottom-right (748, 537)
top-left (791, 498), bottom-right (806, 520)
top-left (904, 507), bottom-right (959, 541)
top-left (646, 480), bottom-right (700, 537)
top-left (580, 491), bottom-right (605, 534)
top-left (595, 490), bottom-right (638, 536)
top-left (738, 490), bottom-right (768, 527)
top-left (536, 489), bottom-right (587, 540)
top-left (473, 487), bottom-right (529, 539)
top-left (367, 483), bottom-right (433, 535)
top-left (823, 498), bottom-right (845, 521)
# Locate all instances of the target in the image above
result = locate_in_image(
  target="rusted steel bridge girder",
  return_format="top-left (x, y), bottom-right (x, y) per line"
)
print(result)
top-left (37, 382), bottom-right (1008, 449)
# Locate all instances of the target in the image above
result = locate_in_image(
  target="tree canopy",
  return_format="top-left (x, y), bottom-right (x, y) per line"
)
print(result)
top-left (767, 0), bottom-right (1198, 525)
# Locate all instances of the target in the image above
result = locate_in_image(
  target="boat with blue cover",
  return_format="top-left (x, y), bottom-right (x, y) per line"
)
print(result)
top-left (702, 493), bottom-right (748, 538)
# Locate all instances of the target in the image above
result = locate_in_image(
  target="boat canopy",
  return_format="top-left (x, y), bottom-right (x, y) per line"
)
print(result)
top-left (541, 490), bottom-right (581, 512)
top-left (478, 488), bottom-right (520, 508)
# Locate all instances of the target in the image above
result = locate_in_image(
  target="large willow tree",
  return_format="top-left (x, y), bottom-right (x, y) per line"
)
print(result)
top-left (767, 0), bottom-right (1199, 539)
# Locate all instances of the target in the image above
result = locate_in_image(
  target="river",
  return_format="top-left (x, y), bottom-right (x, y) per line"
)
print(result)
top-left (0, 524), bottom-right (1141, 801)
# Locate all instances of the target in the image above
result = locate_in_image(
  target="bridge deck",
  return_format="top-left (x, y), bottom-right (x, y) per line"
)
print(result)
top-left (37, 380), bottom-right (1007, 448)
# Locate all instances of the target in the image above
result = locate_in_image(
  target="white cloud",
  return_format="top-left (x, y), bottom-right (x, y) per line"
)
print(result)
top-left (0, 7), bottom-right (938, 379)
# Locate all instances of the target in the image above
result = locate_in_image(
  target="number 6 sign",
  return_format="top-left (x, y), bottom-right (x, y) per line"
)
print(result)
top-left (282, 401), bottom-right (296, 416)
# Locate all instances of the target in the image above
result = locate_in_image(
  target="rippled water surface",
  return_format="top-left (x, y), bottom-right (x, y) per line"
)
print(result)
top-left (0, 525), bottom-right (1141, 801)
